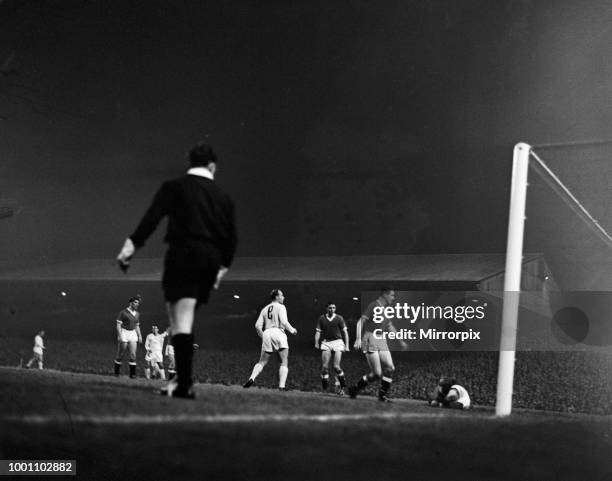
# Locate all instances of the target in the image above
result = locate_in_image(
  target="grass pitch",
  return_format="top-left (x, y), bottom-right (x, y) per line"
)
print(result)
top-left (1, 367), bottom-right (611, 481)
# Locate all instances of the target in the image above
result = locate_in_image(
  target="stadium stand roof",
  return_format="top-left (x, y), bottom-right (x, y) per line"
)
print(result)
top-left (0, 254), bottom-right (548, 287)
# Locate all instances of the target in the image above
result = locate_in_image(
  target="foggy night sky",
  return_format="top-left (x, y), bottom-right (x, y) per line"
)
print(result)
top-left (1, 0), bottom-right (612, 283)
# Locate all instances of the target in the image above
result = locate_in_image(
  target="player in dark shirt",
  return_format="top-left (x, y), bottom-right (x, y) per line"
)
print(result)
top-left (113, 295), bottom-right (143, 378)
top-left (348, 288), bottom-right (407, 402)
top-left (116, 142), bottom-right (237, 398)
top-left (314, 302), bottom-right (349, 395)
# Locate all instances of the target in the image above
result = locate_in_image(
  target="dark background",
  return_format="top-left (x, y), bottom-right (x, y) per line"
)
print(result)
top-left (1, 0), bottom-right (611, 287)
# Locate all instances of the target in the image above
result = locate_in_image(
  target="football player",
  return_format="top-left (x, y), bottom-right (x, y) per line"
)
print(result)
top-left (349, 288), bottom-right (407, 402)
top-left (429, 377), bottom-right (471, 409)
top-left (314, 302), bottom-right (349, 395)
top-left (165, 341), bottom-right (176, 380)
top-left (113, 295), bottom-right (143, 378)
top-left (144, 325), bottom-right (168, 380)
top-left (243, 289), bottom-right (298, 391)
top-left (25, 330), bottom-right (45, 370)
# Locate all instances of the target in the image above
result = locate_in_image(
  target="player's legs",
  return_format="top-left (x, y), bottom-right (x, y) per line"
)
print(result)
top-left (25, 355), bottom-right (34, 368)
top-left (349, 352), bottom-right (382, 398)
top-left (320, 350), bottom-right (332, 391)
top-left (114, 341), bottom-right (127, 376)
top-left (244, 349), bottom-right (271, 387)
top-left (167, 353), bottom-right (176, 379)
top-left (332, 350), bottom-right (346, 393)
top-left (127, 341), bottom-right (138, 378)
top-left (167, 298), bottom-right (197, 395)
top-left (37, 354), bottom-right (43, 370)
top-left (156, 361), bottom-right (166, 380)
top-left (377, 350), bottom-right (395, 401)
top-left (277, 348), bottom-right (289, 390)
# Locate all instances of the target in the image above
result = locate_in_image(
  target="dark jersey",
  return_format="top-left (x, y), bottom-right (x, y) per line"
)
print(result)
top-left (130, 174), bottom-right (237, 268)
top-left (361, 299), bottom-right (391, 334)
top-left (117, 308), bottom-right (140, 331)
top-left (316, 314), bottom-right (347, 341)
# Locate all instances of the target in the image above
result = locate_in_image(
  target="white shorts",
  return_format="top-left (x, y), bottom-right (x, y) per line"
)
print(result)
top-left (145, 351), bottom-right (163, 364)
top-left (262, 328), bottom-right (289, 353)
top-left (119, 328), bottom-right (138, 343)
top-left (320, 339), bottom-right (346, 352)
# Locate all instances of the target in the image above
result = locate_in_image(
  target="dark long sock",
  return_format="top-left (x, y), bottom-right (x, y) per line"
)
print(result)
top-left (321, 374), bottom-right (329, 390)
top-left (172, 333), bottom-right (194, 390)
top-left (379, 376), bottom-right (392, 397)
top-left (114, 360), bottom-right (121, 376)
top-left (356, 375), bottom-right (369, 391)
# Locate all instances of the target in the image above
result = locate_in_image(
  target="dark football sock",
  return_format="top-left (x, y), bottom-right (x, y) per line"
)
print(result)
top-left (321, 374), bottom-right (329, 390)
top-left (172, 333), bottom-right (194, 390)
top-left (379, 376), bottom-right (392, 397)
top-left (356, 375), bottom-right (369, 391)
top-left (129, 362), bottom-right (136, 378)
top-left (114, 360), bottom-right (121, 376)
top-left (337, 373), bottom-right (346, 388)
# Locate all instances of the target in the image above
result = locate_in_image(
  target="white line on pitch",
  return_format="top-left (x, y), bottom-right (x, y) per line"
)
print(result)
top-left (4, 412), bottom-right (445, 425)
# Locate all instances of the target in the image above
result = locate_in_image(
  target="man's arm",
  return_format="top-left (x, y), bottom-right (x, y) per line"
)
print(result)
top-left (145, 334), bottom-right (152, 351)
top-left (135, 325), bottom-right (143, 344)
top-left (314, 329), bottom-right (321, 349)
top-left (255, 315), bottom-right (264, 339)
top-left (339, 316), bottom-right (349, 351)
top-left (388, 321), bottom-right (408, 350)
top-left (343, 327), bottom-right (350, 351)
top-left (445, 388), bottom-right (459, 403)
top-left (116, 320), bottom-right (122, 340)
top-left (353, 317), bottom-right (365, 350)
top-left (117, 182), bottom-right (173, 270)
top-left (279, 306), bottom-right (297, 335)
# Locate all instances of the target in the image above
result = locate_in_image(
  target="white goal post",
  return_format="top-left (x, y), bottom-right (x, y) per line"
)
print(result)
top-left (495, 141), bottom-right (612, 416)
top-left (495, 143), bottom-right (530, 417)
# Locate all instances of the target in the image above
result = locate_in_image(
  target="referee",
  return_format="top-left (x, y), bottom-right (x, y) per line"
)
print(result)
top-left (116, 142), bottom-right (237, 398)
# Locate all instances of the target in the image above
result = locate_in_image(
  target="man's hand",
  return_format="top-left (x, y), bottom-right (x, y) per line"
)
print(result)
top-left (291, 328), bottom-right (298, 336)
top-left (213, 266), bottom-right (229, 290)
top-left (353, 339), bottom-right (361, 350)
top-left (117, 238), bottom-right (135, 273)
top-left (138, 337), bottom-right (143, 344)
top-left (314, 342), bottom-right (320, 349)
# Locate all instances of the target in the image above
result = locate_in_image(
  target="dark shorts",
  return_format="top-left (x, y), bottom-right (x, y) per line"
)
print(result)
top-left (162, 242), bottom-right (221, 305)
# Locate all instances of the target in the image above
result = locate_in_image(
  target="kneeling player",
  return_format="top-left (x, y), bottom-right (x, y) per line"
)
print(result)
top-left (243, 289), bottom-right (298, 391)
top-left (315, 302), bottom-right (349, 395)
top-left (429, 377), bottom-right (471, 409)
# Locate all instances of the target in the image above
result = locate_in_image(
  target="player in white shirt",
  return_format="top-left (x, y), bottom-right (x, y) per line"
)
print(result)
top-left (429, 377), bottom-right (471, 409)
top-left (25, 330), bottom-right (45, 370)
top-left (144, 325), bottom-right (169, 379)
top-left (165, 342), bottom-right (176, 380)
top-left (243, 289), bottom-right (298, 390)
